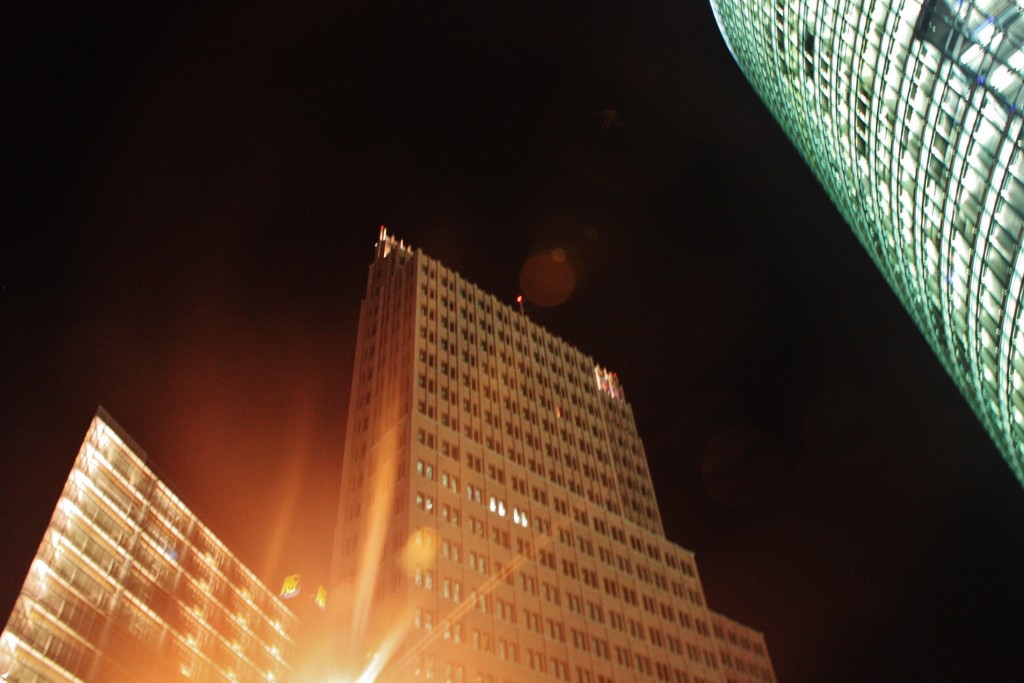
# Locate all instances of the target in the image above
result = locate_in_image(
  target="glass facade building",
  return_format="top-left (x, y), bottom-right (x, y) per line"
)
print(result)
top-left (0, 410), bottom-right (297, 682)
top-left (330, 230), bottom-right (775, 683)
top-left (711, 0), bottom-right (1024, 484)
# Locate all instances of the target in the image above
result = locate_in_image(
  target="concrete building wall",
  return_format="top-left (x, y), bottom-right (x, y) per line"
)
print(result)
top-left (332, 230), bottom-right (773, 683)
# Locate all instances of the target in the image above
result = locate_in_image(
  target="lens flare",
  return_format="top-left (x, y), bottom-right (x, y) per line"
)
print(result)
top-left (400, 528), bottom-right (438, 575)
top-left (519, 249), bottom-right (576, 307)
top-left (338, 484), bottom-right (574, 681)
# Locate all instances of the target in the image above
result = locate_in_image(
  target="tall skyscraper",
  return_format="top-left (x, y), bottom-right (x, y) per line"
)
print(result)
top-left (710, 0), bottom-right (1024, 485)
top-left (0, 409), bottom-right (297, 682)
top-left (331, 230), bottom-right (775, 683)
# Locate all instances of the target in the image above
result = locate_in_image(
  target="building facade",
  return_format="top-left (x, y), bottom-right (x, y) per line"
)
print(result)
top-left (330, 230), bottom-right (774, 683)
top-left (710, 0), bottom-right (1024, 484)
top-left (708, 613), bottom-right (772, 683)
top-left (0, 410), bottom-right (297, 683)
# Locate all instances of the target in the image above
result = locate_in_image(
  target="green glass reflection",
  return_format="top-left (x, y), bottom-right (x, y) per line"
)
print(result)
top-left (712, 0), bottom-right (1024, 485)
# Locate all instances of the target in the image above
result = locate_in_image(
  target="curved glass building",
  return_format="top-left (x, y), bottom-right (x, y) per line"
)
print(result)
top-left (711, 0), bottom-right (1024, 484)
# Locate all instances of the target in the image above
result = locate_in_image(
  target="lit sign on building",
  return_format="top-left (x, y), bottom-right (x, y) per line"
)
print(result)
top-left (280, 574), bottom-right (301, 599)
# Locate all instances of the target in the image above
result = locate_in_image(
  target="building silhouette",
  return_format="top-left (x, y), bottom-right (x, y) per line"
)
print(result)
top-left (330, 230), bottom-right (775, 683)
top-left (711, 0), bottom-right (1024, 484)
top-left (0, 409), bottom-right (297, 682)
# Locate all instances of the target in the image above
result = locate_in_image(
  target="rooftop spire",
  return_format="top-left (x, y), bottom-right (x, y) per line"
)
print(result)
top-left (375, 225), bottom-right (411, 261)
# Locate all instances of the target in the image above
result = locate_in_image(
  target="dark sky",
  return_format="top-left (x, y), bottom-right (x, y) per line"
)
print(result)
top-left (4, 2), bottom-right (1024, 681)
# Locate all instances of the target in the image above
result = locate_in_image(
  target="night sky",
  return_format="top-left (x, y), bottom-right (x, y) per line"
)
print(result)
top-left (5, 2), bottom-right (1024, 681)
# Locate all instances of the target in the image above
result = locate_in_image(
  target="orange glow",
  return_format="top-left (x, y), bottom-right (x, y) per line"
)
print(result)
top-left (386, 513), bottom-right (570, 676)
top-left (334, 482), bottom-right (574, 681)
top-left (260, 405), bottom-right (316, 582)
top-left (519, 249), bottom-right (576, 307)
top-left (350, 432), bottom-right (398, 637)
top-left (337, 386), bottom-right (410, 679)
top-left (400, 528), bottom-right (438, 574)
